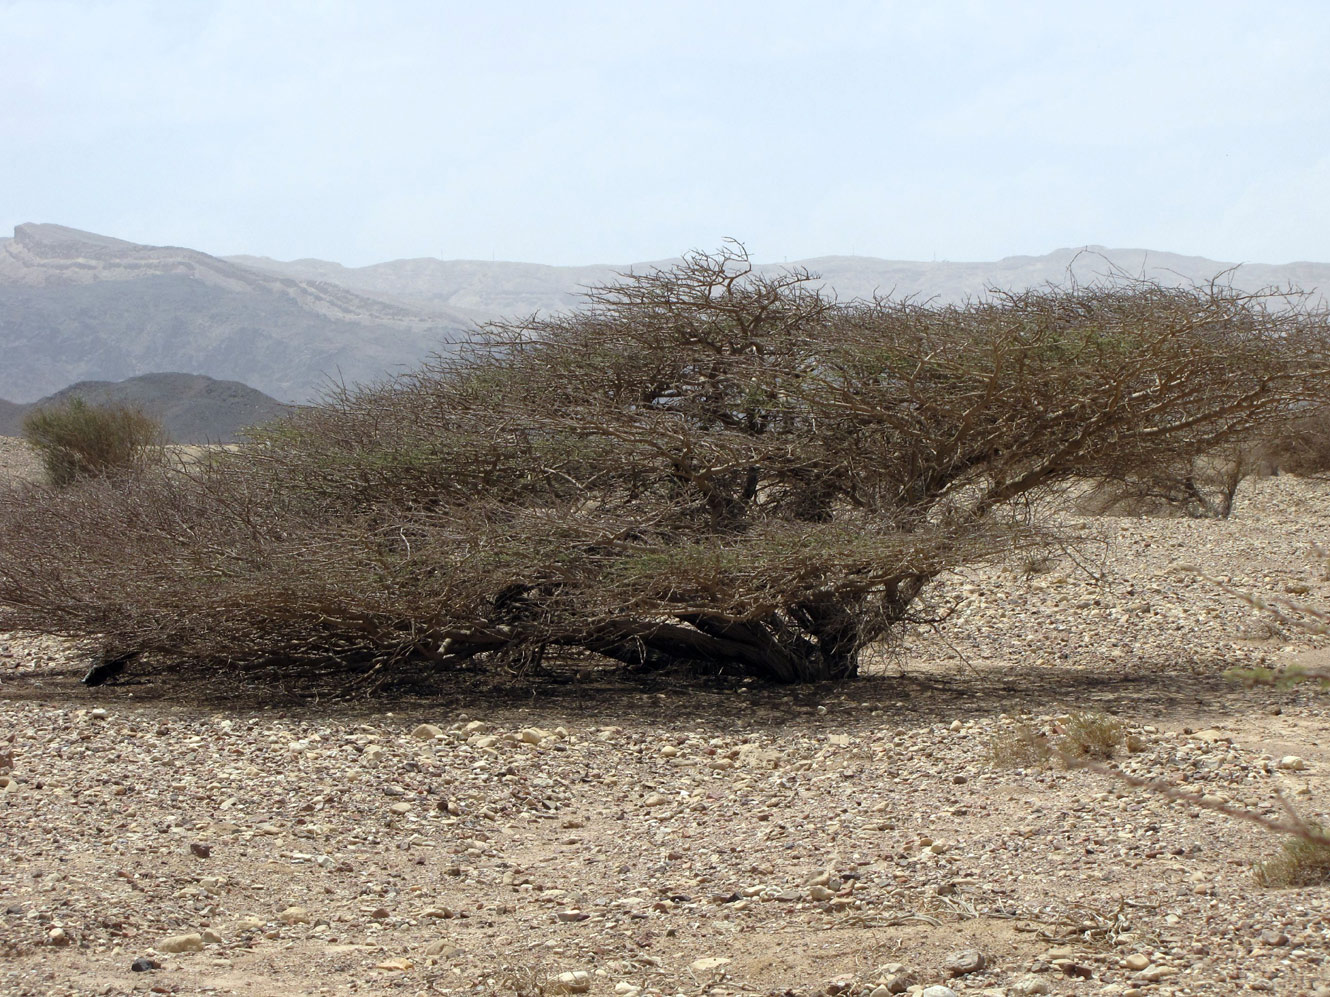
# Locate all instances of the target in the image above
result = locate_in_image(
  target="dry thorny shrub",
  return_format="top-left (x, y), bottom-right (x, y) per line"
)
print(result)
top-left (988, 711), bottom-right (1133, 768)
top-left (2, 245), bottom-right (1330, 687)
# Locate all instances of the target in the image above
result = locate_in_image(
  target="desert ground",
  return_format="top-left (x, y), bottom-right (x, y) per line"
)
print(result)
top-left (1, 437), bottom-right (1329, 997)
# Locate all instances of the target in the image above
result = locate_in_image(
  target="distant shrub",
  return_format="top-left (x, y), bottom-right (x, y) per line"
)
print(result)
top-left (1078, 444), bottom-right (1268, 519)
top-left (1267, 409), bottom-right (1330, 477)
top-left (22, 398), bottom-right (164, 488)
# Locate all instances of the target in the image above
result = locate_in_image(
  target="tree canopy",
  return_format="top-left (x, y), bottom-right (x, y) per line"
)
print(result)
top-left (1, 245), bottom-right (1327, 684)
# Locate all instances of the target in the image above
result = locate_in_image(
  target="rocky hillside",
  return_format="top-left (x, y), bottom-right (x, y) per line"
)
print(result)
top-left (0, 224), bottom-right (470, 403)
top-left (9, 222), bottom-right (1330, 407)
top-left (0, 373), bottom-right (290, 443)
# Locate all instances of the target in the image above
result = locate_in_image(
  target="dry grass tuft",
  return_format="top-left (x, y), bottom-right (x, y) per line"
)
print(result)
top-left (1058, 711), bottom-right (1125, 761)
top-left (988, 722), bottom-right (1053, 768)
top-left (1253, 828), bottom-right (1330, 888)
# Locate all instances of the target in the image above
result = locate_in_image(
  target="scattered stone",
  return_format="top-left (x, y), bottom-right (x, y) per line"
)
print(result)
top-left (920, 987), bottom-right (959, 997)
top-left (158, 933), bottom-right (204, 953)
top-left (1278, 755), bottom-right (1307, 771)
top-left (375, 958), bottom-right (414, 971)
top-left (279, 907), bottom-right (311, 924)
top-left (878, 967), bottom-right (915, 993)
top-left (1124, 953), bottom-right (1151, 971)
top-left (89, 708), bottom-right (108, 720)
top-left (389, 801), bottom-right (413, 815)
top-left (422, 938), bottom-right (459, 958)
top-left (47, 926), bottom-right (71, 946)
top-left (643, 793), bottom-right (668, 807)
top-left (130, 957), bottom-right (159, 972)
top-left (942, 949), bottom-right (985, 976)
top-left (201, 929), bottom-right (223, 944)
top-left (557, 909), bottom-right (590, 922)
top-left (809, 884), bottom-right (836, 901)
top-left (190, 842), bottom-right (211, 859)
top-left (411, 723), bottom-right (443, 739)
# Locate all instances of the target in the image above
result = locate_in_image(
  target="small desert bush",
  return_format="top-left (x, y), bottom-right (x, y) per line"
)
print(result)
top-left (988, 723), bottom-right (1053, 768)
top-left (1059, 711), bottom-right (1124, 760)
top-left (22, 398), bottom-right (164, 488)
top-left (990, 711), bottom-right (1126, 768)
top-left (1253, 826), bottom-right (1330, 887)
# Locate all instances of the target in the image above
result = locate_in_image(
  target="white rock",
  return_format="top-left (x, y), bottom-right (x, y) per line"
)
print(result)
top-left (158, 932), bottom-right (204, 953)
top-left (689, 956), bottom-right (732, 974)
top-left (1278, 755), bottom-right (1307, 771)
top-left (1010, 975), bottom-right (1052, 996)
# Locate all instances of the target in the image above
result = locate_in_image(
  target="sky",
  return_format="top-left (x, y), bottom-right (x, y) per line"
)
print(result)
top-left (4, 0), bottom-right (1330, 267)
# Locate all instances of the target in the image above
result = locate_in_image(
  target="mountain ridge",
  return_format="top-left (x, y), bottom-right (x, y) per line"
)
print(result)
top-left (0, 223), bottom-right (470, 403)
top-left (7, 222), bottom-right (1330, 405)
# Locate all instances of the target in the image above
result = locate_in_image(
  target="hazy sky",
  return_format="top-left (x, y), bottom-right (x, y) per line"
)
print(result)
top-left (5, 0), bottom-right (1330, 266)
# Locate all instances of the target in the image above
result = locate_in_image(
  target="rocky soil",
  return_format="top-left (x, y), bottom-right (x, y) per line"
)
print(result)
top-left (2, 454), bottom-right (1330, 997)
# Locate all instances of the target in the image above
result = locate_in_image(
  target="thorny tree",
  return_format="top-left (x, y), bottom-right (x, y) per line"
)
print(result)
top-left (1, 245), bottom-right (1327, 684)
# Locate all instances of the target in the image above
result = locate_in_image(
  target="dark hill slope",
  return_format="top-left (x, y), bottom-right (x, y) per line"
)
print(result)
top-left (0, 373), bottom-right (290, 443)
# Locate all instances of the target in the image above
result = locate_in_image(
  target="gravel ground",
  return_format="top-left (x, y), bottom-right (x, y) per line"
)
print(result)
top-left (2, 468), bottom-right (1330, 997)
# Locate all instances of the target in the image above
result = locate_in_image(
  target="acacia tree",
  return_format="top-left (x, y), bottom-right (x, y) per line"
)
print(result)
top-left (0, 245), bottom-right (1326, 684)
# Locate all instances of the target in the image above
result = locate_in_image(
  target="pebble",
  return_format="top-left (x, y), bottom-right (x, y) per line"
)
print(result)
top-left (279, 906), bottom-right (311, 924)
top-left (190, 842), bottom-right (211, 859)
top-left (130, 957), bottom-right (159, 972)
top-left (920, 987), bottom-right (959, 997)
top-left (411, 723), bottom-right (443, 739)
top-left (1278, 755), bottom-right (1307, 770)
top-left (1124, 953), bottom-right (1151, 971)
top-left (809, 884), bottom-right (835, 901)
top-left (942, 949), bottom-right (985, 976)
